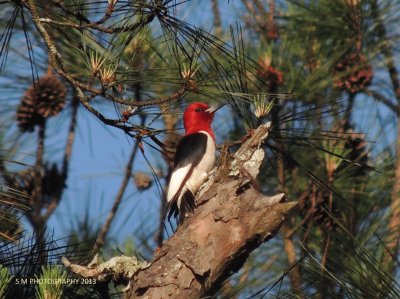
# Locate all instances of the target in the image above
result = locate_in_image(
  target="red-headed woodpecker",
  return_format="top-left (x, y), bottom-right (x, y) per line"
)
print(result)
top-left (166, 102), bottom-right (221, 222)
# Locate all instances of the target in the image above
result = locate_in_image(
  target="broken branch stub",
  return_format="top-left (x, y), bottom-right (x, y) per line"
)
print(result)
top-left (125, 123), bottom-right (297, 298)
top-left (62, 255), bottom-right (148, 284)
top-left (229, 122), bottom-right (271, 178)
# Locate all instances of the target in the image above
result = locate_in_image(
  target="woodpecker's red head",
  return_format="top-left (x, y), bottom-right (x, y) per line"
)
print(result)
top-left (183, 102), bottom-right (216, 140)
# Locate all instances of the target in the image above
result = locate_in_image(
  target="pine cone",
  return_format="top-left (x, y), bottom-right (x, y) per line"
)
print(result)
top-left (13, 164), bottom-right (65, 203)
top-left (34, 74), bottom-right (67, 117)
top-left (16, 101), bottom-right (44, 132)
top-left (42, 163), bottom-right (65, 200)
top-left (334, 52), bottom-right (373, 94)
top-left (16, 73), bottom-right (67, 132)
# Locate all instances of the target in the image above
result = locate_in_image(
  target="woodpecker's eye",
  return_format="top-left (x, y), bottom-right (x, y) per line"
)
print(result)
top-left (195, 107), bottom-right (201, 112)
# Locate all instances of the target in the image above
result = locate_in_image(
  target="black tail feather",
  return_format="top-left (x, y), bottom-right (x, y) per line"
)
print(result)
top-left (167, 201), bottom-right (179, 221)
top-left (167, 190), bottom-right (196, 225)
top-left (179, 190), bottom-right (196, 223)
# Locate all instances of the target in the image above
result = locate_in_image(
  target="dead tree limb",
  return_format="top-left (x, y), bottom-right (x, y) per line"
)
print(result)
top-left (125, 123), bottom-right (297, 298)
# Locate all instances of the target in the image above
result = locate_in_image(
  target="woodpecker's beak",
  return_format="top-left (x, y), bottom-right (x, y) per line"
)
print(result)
top-left (206, 103), bottom-right (225, 114)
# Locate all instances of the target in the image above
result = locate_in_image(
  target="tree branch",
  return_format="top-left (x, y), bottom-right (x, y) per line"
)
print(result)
top-left (211, 0), bottom-right (222, 38)
top-left (24, 0), bottom-right (190, 136)
top-left (371, 0), bottom-right (400, 271)
top-left (38, 13), bottom-right (155, 34)
top-left (365, 89), bottom-right (398, 114)
top-left (91, 141), bottom-right (139, 256)
top-left (125, 123), bottom-right (297, 298)
top-left (42, 95), bottom-right (79, 223)
top-left (32, 122), bottom-right (45, 210)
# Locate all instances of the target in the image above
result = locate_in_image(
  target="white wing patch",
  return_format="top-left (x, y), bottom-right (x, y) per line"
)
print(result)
top-left (167, 163), bottom-right (192, 203)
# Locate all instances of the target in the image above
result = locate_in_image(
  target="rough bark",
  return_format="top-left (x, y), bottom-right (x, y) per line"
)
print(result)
top-left (125, 123), bottom-right (297, 298)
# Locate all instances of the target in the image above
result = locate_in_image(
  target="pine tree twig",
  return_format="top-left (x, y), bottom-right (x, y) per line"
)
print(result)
top-left (91, 142), bottom-right (139, 256)
top-left (50, 0), bottom-right (91, 23)
top-left (371, 2), bottom-right (400, 105)
top-left (286, 189), bottom-right (311, 238)
top-left (371, 0), bottom-right (400, 271)
top-left (25, 0), bottom-right (172, 108)
top-left (154, 107), bottom-right (179, 246)
top-left (42, 96), bottom-right (79, 223)
top-left (61, 96), bottom-right (79, 181)
top-left (38, 13), bottom-right (155, 34)
top-left (154, 189), bottom-right (167, 247)
top-left (241, 0), bottom-right (267, 36)
top-left (154, 166), bottom-right (173, 246)
top-left (27, 121), bottom-right (46, 246)
top-left (321, 232), bottom-right (331, 270)
top-left (0, 232), bottom-right (16, 243)
top-left (94, 3), bottom-right (114, 25)
top-left (24, 0), bottom-right (191, 135)
top-left (241, 0), bottom-right (257, 16)
top-left (282, 224), bottom-right (304, 298)
top-left (253, 0), bottom-right (267, 14)
top-left (26, 122), bottom-right (50, 270)
top-left (343, 92), bottom-right (355, 127)
top-left (72, 85), bottom-right (191, 135)
top-left (271, 95), bottom-right (304, 298)
top-left (267, 0), bottom-right (279, 40)
top-left (211, 0), bottom-right (222, 38)
top-left (366, 89), bottom-right (398, 114)
top-left (32, 122), bottom-right (46, 216)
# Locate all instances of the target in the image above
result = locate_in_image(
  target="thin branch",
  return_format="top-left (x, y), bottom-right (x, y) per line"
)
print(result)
top-left (154, 195), bottom-right (166, 247)
top-left (253, 0), bottom-right (267, 14)
top-left (366, 89), bottom-right (398, 114)
top-left (371, 0), bottom-right (400, 271)
top-left (211, 0), bottom-right (222, 38)
top-left (38, 13), bottom-right (155, 34)
top-left (91, 141), bottom-right (140, 256)
top-left (25, 0), bottom-right (190, 136)
top-left (267, 0), bottom-right (278, 40)
top-left (26, 0), bottom-right (173, 109)
top-left (371, 1), bottom-right (400, 106)
top-left (241, 0), bottom-right (267, 38)
top-left (154, 105), bottom-right (179, 247)
top-left (321, 232), bottom-right (331, 269)
top-left (50, 0), bottom-right (91, 23)
top-left (273, 85), bottom-right (303, 297)
top-left (282, 225), bottom-right (304, 298)
top-left (42, 96), bottom-right (79, 223)
top-left (91, 82), bottom-right (146, 256)
top-left (343, 92), bottom-right (355, 128)
top-left (61, 96), bottom-right (79, 178)
top-left (28, 120), bottom-right (48, 270)
top-left (32, 122), bottom-right (45, 217)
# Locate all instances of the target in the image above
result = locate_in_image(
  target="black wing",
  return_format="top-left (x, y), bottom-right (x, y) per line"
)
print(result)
top-left (167, 132), bottom-right (208, 222)
top-left (173, 132), bottom-right (208, 170)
